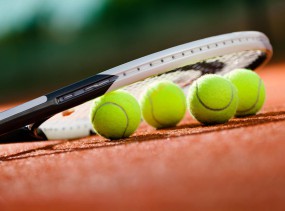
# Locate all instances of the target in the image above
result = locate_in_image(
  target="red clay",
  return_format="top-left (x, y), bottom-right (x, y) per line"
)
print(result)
top-left (0, 63), bottom-right (285, 211)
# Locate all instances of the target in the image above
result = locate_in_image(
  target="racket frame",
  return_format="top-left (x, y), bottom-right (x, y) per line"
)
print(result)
top-left (0, 31), bottom-right (272, 140)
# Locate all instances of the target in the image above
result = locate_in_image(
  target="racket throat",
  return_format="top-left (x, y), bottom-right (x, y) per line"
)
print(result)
top-left (27, 120), bottom-right (49, 140)
top-left (0, 120), bottom-right (49, 142)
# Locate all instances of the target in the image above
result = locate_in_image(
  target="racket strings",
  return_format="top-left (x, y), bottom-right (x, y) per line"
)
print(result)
top-left (124, 50), bottom-right (265, 98)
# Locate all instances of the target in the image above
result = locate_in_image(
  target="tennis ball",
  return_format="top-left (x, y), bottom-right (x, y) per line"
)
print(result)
top-left (140, 80), bottom-right (186, 129)
top-left (224, 68), bottom-right (266, 117)
top-left (188, 74), bottom-right (238, 125)
top-left (90, 90), bottom-right (141, 140)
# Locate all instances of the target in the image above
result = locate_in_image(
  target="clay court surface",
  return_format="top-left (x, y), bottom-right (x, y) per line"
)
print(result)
top-left (0, 64), bottom-right (285, 211)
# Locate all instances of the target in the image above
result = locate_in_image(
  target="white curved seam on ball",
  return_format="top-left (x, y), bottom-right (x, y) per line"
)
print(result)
top-left (92, 102), bottom-right (129, 138)
top-left (196, 81), bottom-right (234, 111)
top-left (146, 92), bottom-right (164, 127)
top-left (236, 78), bottom-right (262, 113)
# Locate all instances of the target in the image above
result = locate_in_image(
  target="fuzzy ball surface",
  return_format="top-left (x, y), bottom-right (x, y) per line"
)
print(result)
top-left (90, 90), bottom-right (141, 140)
top-left (140, 80), bottom-right (186, 129)
top-left (225, 68), bottom-right (266, 117)
top-left (188, 74), bottom-right (238, 125)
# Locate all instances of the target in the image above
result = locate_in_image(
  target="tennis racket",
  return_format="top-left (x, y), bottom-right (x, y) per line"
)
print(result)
top-left (0, 31), bottom-right (272, 142)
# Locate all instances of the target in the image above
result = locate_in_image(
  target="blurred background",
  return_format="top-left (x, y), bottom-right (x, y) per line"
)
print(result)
top-left (0, 0), bottom-right (284, 103)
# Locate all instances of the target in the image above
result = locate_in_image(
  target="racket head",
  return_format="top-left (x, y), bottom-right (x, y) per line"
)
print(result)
top-left (39, 101), bottom-right (95, 140)
top-left (38, 31), bottom-right (272, 140)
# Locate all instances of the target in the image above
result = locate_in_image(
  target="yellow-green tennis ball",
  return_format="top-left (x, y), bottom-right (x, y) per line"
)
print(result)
top-left (188, 74), bottom-right (238, 125)
top-left (140, 80), bottom-right (186, 129)
top-left (224, 68), bottom-right (266, 117)
top-left (90, 90), bottom-right (141, 140)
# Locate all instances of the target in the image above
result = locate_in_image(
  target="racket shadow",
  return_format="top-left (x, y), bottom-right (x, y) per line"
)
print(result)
top-left (1, 110), bottom-right (284, 162)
